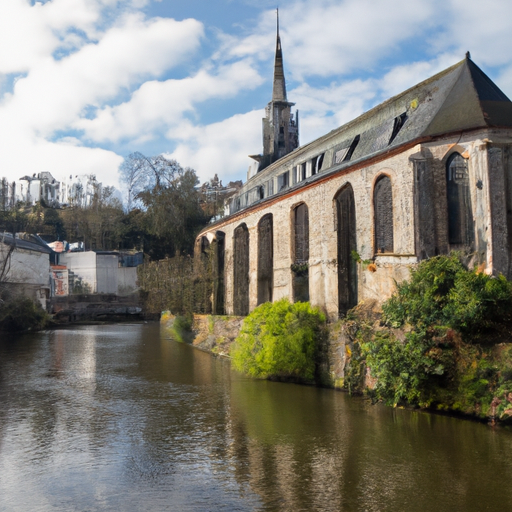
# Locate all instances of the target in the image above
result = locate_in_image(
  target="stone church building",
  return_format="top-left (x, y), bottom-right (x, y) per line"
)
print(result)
top-left (196, 28), bottom-right (512, 321)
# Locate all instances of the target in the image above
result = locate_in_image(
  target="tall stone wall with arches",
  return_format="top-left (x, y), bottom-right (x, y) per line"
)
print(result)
top-left (197, 129), bottom-right (512, 320)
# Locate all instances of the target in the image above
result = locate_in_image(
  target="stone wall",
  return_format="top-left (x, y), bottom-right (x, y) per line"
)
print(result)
top-left (199, 130), bottom-right (512, 320)
top-left (161, 312), bottom-right (354, 389)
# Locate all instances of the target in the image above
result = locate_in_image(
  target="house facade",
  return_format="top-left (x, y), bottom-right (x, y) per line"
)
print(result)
top-left (197, 37), bottom-right (512, 321)
top-left (0, 233), bottom-right (52, 309)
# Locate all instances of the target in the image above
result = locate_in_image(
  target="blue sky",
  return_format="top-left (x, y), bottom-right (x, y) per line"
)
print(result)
top-left (1, 0), bottom-right (512, 195)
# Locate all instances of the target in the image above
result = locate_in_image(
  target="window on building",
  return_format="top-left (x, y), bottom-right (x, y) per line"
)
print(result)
top-left (311, 156), bottom-right (318, 176)
top-left (317, 153), bottom-right (324, 173)
top-left (233, 223), bottom-right (250, 316)
top-left (345, 135), bottom-right (360, 162)
top-left (278, 171), bottom-right (289, 191)
top-left (301, 162), bottom-right (307, 180)
top-left (389, 113), bottom-right (408, 145)
top-left (257, 214), bottom-right (273, 305)
top-left (374, 175), bottom-right (394, 254)
top-left (293, 203), bottom-right (309, 302)
top-left (311, 153), bottom-right (325, 175)
top-left (446, 153), bottom-right (474, 246)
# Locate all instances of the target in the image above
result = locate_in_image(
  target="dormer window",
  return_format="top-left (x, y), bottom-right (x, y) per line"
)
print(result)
top-left (389, 113), bottom-right (407, 145)
top-left (334, 135), bottom-right (360, 165)
top-left (278, 171), bottom-right (289, 191)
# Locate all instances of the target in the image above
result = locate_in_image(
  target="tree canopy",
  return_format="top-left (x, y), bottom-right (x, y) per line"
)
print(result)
top-left (0, 153), bottom-right (212, 260)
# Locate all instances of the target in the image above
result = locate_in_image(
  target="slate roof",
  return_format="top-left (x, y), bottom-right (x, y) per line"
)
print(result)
top-left (264, 56), bottom-right (512, 174)
top-left (326, 56), bottom-right (512, 164)
top-left (221, 56), bottom-right (512, 218)
top-left (0, 233), bottom-right (53, 254)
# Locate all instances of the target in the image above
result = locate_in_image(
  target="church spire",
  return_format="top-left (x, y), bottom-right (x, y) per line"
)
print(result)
top-left (249, 9), bottom-right (299, 174)
top-left (272, 8), bottom-right (287, 102)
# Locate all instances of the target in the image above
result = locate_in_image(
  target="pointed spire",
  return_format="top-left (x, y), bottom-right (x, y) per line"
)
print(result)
top-left (272, 8), bottom-right (287, 102)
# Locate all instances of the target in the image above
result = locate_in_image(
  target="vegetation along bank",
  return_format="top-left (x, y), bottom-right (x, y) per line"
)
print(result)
top-left (162, 254), bottom-right (512, 425)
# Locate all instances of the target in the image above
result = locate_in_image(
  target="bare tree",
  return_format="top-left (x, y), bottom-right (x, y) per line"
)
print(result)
top-left (120, 152), bottom-right (185, 210)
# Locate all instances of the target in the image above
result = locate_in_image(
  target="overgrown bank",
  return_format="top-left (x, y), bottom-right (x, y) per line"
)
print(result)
top-left (161, 254), bottom-right (512, 424)
top-left (0, 296), bottom-right (50, 332)
top-left (343, 254), bottom-right (512, 423)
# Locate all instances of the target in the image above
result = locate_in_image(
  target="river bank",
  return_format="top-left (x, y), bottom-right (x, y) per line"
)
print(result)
top-left (161, 302), bottom-right (512, 425)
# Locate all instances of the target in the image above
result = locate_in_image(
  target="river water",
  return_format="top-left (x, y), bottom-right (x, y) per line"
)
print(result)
top-left (0, 323), bottom-right (512, 511)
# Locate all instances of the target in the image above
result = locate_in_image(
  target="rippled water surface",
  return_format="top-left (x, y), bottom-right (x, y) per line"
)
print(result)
top-left (1, 323), bottom-right (512, 511)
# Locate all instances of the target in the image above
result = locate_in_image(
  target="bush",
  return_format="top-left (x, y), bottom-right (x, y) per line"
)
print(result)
top-left (0, 296), bottom-right (50, 332)
top-left (361, 329), bottom-right (448, 406)
top-left (231, 299), bottom-right (326, 382)
top-left (168, 312), bottom-right (194, 343)
top-left (382, 253), bottom-right (512, 334)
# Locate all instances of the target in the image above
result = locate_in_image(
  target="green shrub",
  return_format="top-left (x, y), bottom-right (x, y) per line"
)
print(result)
top-left (169, 312), bottom-right (194, 343)
top-left (446, 272), bottom-right (512, 332)
top-left (0, 297), bottom-right (50, 332)
top-left (361, 329), bottom-right (448, 406)
top-left (382, 253), bottom-right (512, 334)
top-left (231, 299), bottom-right (326, 382)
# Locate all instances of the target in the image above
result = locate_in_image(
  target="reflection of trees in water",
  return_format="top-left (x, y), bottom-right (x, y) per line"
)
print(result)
top-left (228, 378), bottom-right (512, 511)
top-left (3, 325), bottom-right (512, 511)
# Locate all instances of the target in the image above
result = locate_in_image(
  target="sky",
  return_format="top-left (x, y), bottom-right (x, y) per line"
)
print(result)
top-left (2, 0), bottom-right (512, 198)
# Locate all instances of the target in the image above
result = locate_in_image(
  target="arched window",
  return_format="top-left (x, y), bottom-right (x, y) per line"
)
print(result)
top-left (212, 231), bottom-right (225, 315)
top-left (292, 203), bottom-right (309, 302)
top-left (233, 224), bottom-right (249, 316)
top-left (257, 214), bottom-right (273, 305)
top-left (374, 175), bottom-right (394, 254)
top-left (335, 184), bottom-right (357, 315)
top-left (446, 153), bottom-right (474, 246)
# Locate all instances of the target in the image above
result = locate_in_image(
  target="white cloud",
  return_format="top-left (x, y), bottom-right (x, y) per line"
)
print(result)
top-left (76, 59), bottom-right (263, 143)
top-left (0, 3), bottom-right (204, 188)
top-left (223, 0), bottom-right (441, 80)
top-left (1, 0), bottom-right (512, 196)
top-left (166, 110), bottom-right (263, 184)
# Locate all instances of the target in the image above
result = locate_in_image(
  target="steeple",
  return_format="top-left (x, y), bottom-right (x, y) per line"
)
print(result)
top-left (272, 9), bottom-right (287, 102)
top-left (249, 9), bottom-right (299, 174)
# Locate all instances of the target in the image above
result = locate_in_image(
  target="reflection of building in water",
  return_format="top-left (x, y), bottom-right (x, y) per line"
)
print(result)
top-left (51, 329), bottom-right (97, 392)
top-left (225, 382), bottom-right (354, 511)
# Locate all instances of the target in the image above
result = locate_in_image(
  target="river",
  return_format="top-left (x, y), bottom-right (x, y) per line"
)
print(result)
top-left (0, 323), bottom-right (511, 511)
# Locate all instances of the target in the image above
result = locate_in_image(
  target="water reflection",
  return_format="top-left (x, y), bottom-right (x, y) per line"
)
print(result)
top-left (0, 324), bottom-right (511, 511)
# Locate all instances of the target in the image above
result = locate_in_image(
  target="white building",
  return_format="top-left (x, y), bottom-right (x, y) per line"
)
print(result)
top-left (15, 172), bottom-right (60, 206)
top-left (61, 174), bottom-right (102, 207)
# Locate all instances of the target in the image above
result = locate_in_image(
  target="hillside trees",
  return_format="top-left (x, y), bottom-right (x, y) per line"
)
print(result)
top-left (121, 153), bottom-right (209, 258)
top-left (0, 153), bottom-right (211, 258)
top-left (60, 186), bottom-right (126, 250)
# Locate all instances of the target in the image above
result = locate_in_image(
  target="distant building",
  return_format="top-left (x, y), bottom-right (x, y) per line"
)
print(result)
top-left (1, 172), bottom-right (105, 210)
top-left (200, 174), bottom-right (243, 220)
top-left (61, 174), bottom-right (102, 207)
top-left (0, 232), bottom-right (52, 309)
top-left (15, 172), bottom-right (60, 206)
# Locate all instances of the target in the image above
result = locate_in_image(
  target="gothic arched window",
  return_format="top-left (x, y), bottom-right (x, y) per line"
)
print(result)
top-left (292, 203), bottom-right (309, 302)
top-left (446, 153), bottom-right (474, 246)
top-left (374, 175), bottom-right (394, 254)
top-left (257, 214), bottom-right (273, 305)
top-left (233, 223), bottom-right (249, 316)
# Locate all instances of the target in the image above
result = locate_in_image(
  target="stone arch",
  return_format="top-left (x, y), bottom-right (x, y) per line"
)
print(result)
top-left (334, 183), bottom-right (357, 315)
top-left (257, 214), bottom-right (273, 305)
top-left (212, 231), bottom-right (226, 315)
top-left (446, 152), bottom-right (474, 247)
top-left (291, 202), bottom-right (309, 302)
top-left (233, 223), bottom-right (250, 316)
top-left (374, 174), bottom-right (394, 254)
